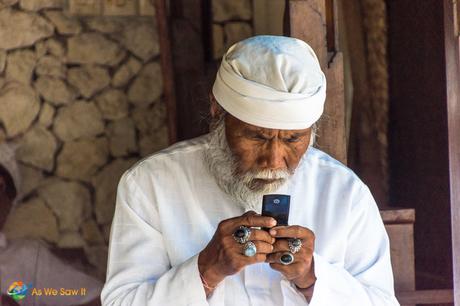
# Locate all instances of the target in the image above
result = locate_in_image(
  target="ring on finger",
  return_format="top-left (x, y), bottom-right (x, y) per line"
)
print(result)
top-left (279, 251), bottom-right (294, 265)
top-left (288, 238), bottom-right (302, 254)
top-left (233, 226), bottom-right (251, 244)
top-left (243, 241), bottom-right (257, 257)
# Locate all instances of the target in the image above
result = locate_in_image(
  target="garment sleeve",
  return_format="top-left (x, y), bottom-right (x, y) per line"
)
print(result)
top-left (100, 171), bottom-right (209, 306)
top-left (281, 186), bottom-right (400, 306)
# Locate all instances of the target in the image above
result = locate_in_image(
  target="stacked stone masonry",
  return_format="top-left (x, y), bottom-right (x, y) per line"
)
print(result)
top-left (212, 0), bottom-right (254, 59)
top-left (0, 0), bottom-right (168, 279)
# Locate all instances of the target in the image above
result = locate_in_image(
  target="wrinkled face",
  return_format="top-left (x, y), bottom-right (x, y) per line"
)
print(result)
top-left (205, 95), bottom-right (313, 211)
top-left (224, 114), bottom-right (312, 190)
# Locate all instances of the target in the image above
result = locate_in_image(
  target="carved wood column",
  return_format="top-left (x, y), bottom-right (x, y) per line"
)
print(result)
top-left (288, 0), bottom-right (347, 165)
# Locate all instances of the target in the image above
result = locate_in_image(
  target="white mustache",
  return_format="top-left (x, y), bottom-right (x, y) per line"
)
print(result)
top-left (245, 169), bottom-right (291, 180)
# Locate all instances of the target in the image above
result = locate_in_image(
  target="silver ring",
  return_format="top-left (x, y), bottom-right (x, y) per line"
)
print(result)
top-left (233, 226), bottom-right (251, 244)
top-left (288, 238), bottom-right (302, 254)
top-left (243, 241), bottom-right (257, 257)
top-left (279, 252), bottom-right (294, 265)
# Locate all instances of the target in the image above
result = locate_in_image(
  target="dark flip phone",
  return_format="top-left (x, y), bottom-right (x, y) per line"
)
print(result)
top-left (261, 194), bottom-right (291, 229)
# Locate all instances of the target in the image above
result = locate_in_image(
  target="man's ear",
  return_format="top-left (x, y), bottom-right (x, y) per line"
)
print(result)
top-left (209, 92), bottom-right (219, 118)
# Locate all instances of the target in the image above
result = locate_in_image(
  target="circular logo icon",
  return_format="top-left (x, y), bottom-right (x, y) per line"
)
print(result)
top-left (7, 281), bottom-right (30, 301)
top-left (273, 199), bottom-right (280, 204)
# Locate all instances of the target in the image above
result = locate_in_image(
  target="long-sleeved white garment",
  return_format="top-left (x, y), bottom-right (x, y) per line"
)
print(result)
top-left (0, 236), bottom-right (102, 305)
top-left (101, 134), bottom-right (400, 306)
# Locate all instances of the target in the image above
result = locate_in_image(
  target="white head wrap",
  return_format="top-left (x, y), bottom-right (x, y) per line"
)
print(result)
top-left (212, 35), bottom-right (326, 129)
top-left (0, 142), bottom-right (20, 201)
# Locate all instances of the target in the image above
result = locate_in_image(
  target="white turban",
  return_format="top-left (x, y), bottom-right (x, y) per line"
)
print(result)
top-left (212, 35), bottom-right (326, 129)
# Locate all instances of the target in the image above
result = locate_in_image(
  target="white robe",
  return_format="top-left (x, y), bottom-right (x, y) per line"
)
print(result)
top-left (0, 236), bottom-right (102, 306)
top-left (101, 135), bottom-right (400, 306)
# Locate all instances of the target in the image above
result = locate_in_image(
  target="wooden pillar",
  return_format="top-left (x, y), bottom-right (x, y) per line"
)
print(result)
top-left (154, 0), bottom-right (178, 144)
top-left (342, 0), bottom-right (390, 207)
top-left (288, 0), bottom-right (347, 165)
top-left (169, 0), bottom-right (210, 141)
top-left (381, 208), bottom-right (416, 306)
top-left (444, 1), bottom-right (460, 304)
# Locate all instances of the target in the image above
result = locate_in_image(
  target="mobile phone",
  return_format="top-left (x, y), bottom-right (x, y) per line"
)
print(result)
top-left (261, 194), bottom-right (290, 228)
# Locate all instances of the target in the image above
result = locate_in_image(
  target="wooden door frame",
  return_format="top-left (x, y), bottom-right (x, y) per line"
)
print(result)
top-left (444, 1), bottom-right (460, 304)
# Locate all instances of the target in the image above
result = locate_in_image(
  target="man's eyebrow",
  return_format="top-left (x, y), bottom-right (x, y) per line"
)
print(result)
top-left (242, 128), bottom-right (265, 136)
top-left (287, 132), bottom-right (309, 138)
top-left (242, 129), bottom-right (275, 140)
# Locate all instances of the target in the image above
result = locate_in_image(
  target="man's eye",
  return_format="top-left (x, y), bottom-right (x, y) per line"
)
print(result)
top-left (285, 137), bottom-right (300, 143)
top-left (252, 135), bottom-right (267, 141)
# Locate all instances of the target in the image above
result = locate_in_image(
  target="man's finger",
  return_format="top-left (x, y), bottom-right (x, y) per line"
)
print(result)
top-left (272, 239), bottom-right (290, 253)
top-left (269, 225), bottom-right (314, 240)
top-left (249, 229), bottom-right (275, 244)
top-left (246, 253), bottom-right (267, 264)
top-left (265, 251), bottom-right (293, 264)
top-left (219, 211), bottom-right (258, 232)
top-left (268, 262), bottom-right (304, 277)
top-left (239, 213), bottom-right (277, 229)
top-left (223, 210), bottom-right (257, 224)
top-left (228, 240), bottom-right (274, 255)
top-left (243, 241), bottom-right (273, 254)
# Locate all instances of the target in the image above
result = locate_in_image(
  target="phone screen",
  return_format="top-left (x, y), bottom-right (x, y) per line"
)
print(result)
top-left (261, 194), bottom-right (290, 227)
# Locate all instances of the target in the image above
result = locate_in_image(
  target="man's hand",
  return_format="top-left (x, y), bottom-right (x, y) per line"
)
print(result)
top-left (266, 225), bottom-right (317, 290)
top-left (198, 211), bottom-right (277, 293)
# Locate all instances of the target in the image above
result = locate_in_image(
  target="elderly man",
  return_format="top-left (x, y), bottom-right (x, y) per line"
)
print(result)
top-left (0, 143), bottom-right (103, 306)
top-left (101, 36), bottom-right (399, 305)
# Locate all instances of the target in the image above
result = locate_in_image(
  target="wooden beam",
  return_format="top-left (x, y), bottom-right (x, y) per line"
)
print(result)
top-left (169, 0), bottom-right (209, 141)
top-left (444, 1), bottom-right (460, 305)
top-left (396, 289), bottom-right (454, 304)
top-left (380, 208), bottom-right (415, 224)
top-left (154, 0), bottom-right (178, 144)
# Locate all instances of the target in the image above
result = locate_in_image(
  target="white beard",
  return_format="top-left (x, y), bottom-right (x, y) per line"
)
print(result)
top-left (203, 117), bottom-right (292, 212)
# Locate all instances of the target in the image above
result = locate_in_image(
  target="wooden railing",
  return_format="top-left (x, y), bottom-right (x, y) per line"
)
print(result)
top-left (397, 289), bottom-right (454, 305)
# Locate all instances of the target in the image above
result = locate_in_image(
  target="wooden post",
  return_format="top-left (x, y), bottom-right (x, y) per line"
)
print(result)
top-left (289, 0), bottom-right (328, 67)
top-left (444, 1), bottom-right (460, 304)
top-left (288, 0), bottom-right (347, 164)
top-left (154, 0), bottom-right (178, 144)
top-left (381, 208), bottom-right (416, 300)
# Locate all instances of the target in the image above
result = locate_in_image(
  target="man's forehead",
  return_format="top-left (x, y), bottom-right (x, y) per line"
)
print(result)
top-left (244, 125), bottom-right (310, 136)
top-left (226, 113), bottom-right (310, 135)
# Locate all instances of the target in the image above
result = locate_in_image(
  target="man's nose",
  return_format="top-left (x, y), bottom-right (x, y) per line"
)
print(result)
top-left (259, 140), bottom-right (287, 170)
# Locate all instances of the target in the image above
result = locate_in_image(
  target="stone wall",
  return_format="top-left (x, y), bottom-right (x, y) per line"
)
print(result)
top-left (0, 0), bottom-right (168, 279)
top-left (211, 0), bottom-right (254, 59)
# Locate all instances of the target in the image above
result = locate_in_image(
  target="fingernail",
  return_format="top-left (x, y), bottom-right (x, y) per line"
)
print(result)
top-left (270, 219), bottom-right (277, 226)
top-left (270, 229), bottom-right (276, 236)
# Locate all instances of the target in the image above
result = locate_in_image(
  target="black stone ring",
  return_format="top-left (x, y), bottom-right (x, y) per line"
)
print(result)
top-left (233, 226), bottom-right (251, 244)
top-left (288, 238), bottom-right (302, 254)
top-left (280, 252), bottom-right (295, 265)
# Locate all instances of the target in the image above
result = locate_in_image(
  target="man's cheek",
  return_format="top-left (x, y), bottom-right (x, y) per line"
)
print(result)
top-left (234, 148), bottom-right (257, 169)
